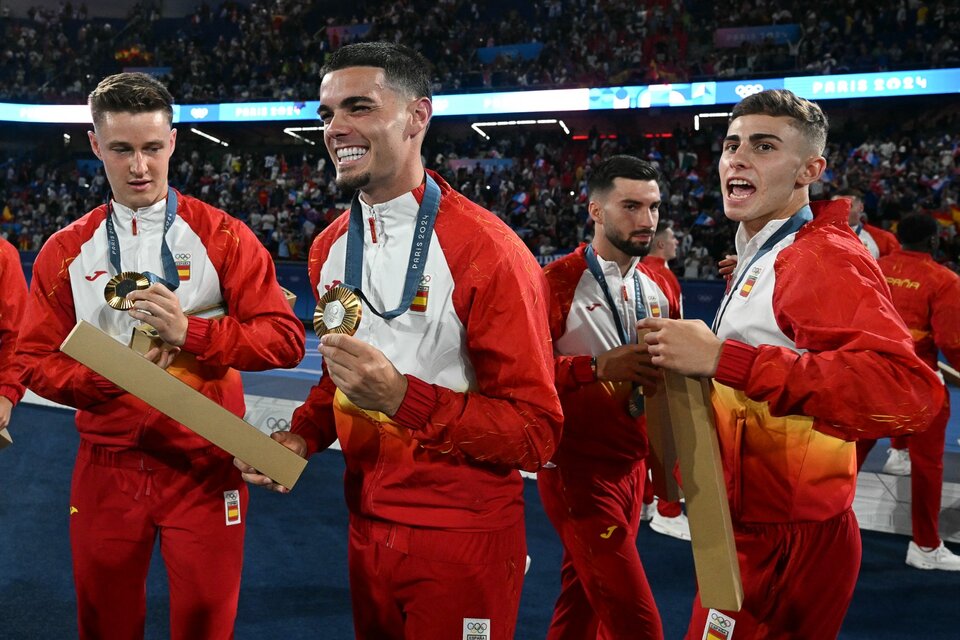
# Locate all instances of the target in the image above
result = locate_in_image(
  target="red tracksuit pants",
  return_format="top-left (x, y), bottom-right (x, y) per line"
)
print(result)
top-left (70, 440), bottom-right (247, 640)
top-left (538, 458), bottom-right (663, 640)
top-left (685, 509), bottom-right (861, 640)
top-left (856, 395), bottom-right (950, 548)
top-left (348, 514), bottom-right (526, 640)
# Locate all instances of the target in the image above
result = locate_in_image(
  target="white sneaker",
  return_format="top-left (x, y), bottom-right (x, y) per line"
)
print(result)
top-left (524, 555), bottom-right (531, 575)
top-left (650, 511), bottom-right (691, 541)
top-left (882, 447), bottom-right (911, 476)
top-left (905, 541), bottom-right (960, 571)
top-left (640, 500), bottom-right (656, 522)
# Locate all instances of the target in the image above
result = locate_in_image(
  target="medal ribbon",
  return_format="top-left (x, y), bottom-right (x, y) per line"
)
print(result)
top-left (105, 187), bottom-right (181, 291)
top-left (343, 174), bottom-right (441, 320)
top-left (584, 244), bottom-right (646, 346)
top-left (711, 205), bottom-right (813, 333)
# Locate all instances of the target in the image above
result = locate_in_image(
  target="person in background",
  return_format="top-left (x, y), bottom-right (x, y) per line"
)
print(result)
top-left (539, 155), bottom-right (679, 639)
top-left (856, 213), bottom-right (960, 571)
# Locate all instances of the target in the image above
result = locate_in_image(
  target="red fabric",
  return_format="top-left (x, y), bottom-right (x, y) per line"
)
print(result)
top-left (291, 171), bottom-right (561, 532)
top-left (714, 339), bottom-right (758, 389)
top-left (685, 510), bottom-right (860, 640)
top-left (876, 249), bottom-right (960, 370)
top-left (347, 515), bottom-right (525, 640)
top-left (863, 222), bottom-right (900, 257)
top-left (18, 191), bottom-right (305, 452)
top-left (0, 237), bottom-right (27, 404)
top-left (70, 442), bottom-right (246, 639)
top-left (390, 374), bottom-right (438, 430)
top-left (538, 460), bottom-right (662, 640)
top-left (739, 200), bottom-right (944, 441)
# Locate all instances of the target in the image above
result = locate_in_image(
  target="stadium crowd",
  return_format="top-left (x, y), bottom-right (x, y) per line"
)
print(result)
top-left (1, 0), bottom-right (958, 102)
top-left (3, 121), bottom-right (958, 278)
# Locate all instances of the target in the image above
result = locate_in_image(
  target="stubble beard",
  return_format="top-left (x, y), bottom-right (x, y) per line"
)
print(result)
top-left (608, 229), bottom-right (652, 258)
top-left (336, 171), bottom-right (372, 194)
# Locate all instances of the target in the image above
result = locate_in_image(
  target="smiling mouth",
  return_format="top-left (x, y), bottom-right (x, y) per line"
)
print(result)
top-left (336, 146), bottom-right (369, 164)
top-left (727, 178), bottom-right (756, 200)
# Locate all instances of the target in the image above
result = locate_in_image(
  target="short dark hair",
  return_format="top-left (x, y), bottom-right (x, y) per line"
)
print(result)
top-left (88, 72), bottom-right (174, 128)
top-left (897, 214), bottom-right (939, 245)
top-left (588, 155), bottom-right (660, 198)
top-left (321, 42), bottom-right (432, 100)
top-left (655, 220), bottom-right (674, 236)
top-left (834, 188), bottom-right (864, 199)
top-left (730, 89), bottom-right (828, 155)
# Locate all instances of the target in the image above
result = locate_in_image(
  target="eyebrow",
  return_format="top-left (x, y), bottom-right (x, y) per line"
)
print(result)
top-left (724, 133), bottom-right (784, 144)
top-left (619, 198), bottom-right (661, 207)
top-left (317, 95), bottom-right (376, 116)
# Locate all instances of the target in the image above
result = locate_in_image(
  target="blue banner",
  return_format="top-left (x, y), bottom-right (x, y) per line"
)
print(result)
top-left (476, 43), bottom-right (544, 64)
top-left (714, 24), bottom-right (800, 48)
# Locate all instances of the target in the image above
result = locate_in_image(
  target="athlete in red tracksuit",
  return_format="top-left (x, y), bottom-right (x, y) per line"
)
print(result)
top-left (17, 73), bottom-right (304, 640)
top-left (641, 90), bottom-right (944, 639)
top-left (540, 156), bottom-right (677, 639)
top-left (856, 214), bottom-right (960, 570)
top-left (0, 236), bottom-right (28, 433)
top-left (236, 43), bottom-right (562, 640)
top-left (640, 222), bottom-right (687, 532)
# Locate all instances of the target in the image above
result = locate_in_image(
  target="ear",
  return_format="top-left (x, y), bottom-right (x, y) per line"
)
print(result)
top-left (169, 127), bottom-right (177, 155)
top-left (406, 97), bottom-right (432, 139)
top-left (588, 199), bottom-right (603, 226)
top-left (796, 154), bottom-right (826, 187)
top-left (88, 130), bottom-right (102, 160)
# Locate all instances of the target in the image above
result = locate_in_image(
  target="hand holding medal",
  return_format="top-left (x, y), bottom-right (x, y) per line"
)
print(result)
top-left (104, 272), bottom-right (151, 310)
top-left (313, 285), bottom-right (363, 337)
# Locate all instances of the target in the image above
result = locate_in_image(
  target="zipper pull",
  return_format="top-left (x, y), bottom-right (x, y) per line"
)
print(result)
top-left (132, 214), bottom-right (138, 236)
top-left (621, 283), bottom-right (628, 301)
top-left (368, 216), bottom-right (378, 244)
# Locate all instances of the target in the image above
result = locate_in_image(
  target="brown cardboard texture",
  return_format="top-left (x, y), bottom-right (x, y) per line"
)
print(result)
top-left (644, 377), bottom-right (681, 502)
top-left (62, 320), bottom-right (306, 489)
top-left (664, 371), bottom-right (743, 612)
top-left (0, 427), bottom-right (11, 451)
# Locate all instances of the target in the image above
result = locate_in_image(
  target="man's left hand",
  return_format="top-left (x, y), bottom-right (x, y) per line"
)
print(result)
top-left (0, 396), bottom-right (13, 430)
top-left (319, 333), bottom-right (407, 415)
top-left (126, 284), bottom-right (189, 347)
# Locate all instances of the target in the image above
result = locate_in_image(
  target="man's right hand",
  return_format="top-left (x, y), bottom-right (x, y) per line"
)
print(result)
top-left (234, 431), bottom-right (307, 493)
top-left (596, 344), bottom-right (660, 388)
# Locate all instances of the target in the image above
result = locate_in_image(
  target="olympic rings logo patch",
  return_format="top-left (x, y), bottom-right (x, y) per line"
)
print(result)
top-left (463, 618), bottom-right (491, 639)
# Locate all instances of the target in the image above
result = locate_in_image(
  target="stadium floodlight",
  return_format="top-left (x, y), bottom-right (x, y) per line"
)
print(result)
top-left (283, 126), bottom-right (324, 145)
top-left (471, 118), bottom-right (572, 139)
top-left (694, 112), bottom-right (731, 131)
top-left (189, 127), bottom-right (229, 147)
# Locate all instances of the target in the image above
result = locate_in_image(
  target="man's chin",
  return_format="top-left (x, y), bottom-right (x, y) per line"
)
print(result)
top-left (336, 172), bottom-right (371, 194)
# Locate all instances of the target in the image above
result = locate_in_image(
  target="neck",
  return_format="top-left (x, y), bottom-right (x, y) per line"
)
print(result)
top-left (592, 240), bottom-right (633, 276)
top-left (742, 198), bottom-right (809, 239)
top-left (360, 167), bottom-right (426, 206)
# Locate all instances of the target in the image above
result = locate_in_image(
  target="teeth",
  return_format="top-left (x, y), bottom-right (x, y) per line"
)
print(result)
top-left (336, 147), bottom-right (368, 162)
top-left (728, 179), bottom-right (752, 187)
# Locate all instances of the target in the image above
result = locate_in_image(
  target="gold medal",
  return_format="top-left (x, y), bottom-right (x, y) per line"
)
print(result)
top-left (314, 285), bottom-right (362, 337)
top-left (104, 272), bottom-right (150, 310)
top-left (628, 386), bottom-right (645, 418)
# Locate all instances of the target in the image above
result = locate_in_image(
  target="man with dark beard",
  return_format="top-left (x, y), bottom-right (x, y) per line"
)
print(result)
top-left (234, 42), bottom-right (562, 640)
top-left (537, 155), bottom-right (679, 639)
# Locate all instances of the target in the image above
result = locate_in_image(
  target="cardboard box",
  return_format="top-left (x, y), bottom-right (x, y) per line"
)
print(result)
top-left (662, 371), bottom-right (743, 612)
top-left (129, 287), bottom-right (298, 356)
top-left (0, 427), bottom-right (11, 451)
top-left (644, 382), bottom-right (681, 502)
top-left (62, 320), bottom-right (307, 489)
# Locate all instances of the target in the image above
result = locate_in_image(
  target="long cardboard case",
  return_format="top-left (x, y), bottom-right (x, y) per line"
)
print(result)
top-left (61, 320), bottom-right (307, 489)
top-left (658, 371), bottom-right (743, 612)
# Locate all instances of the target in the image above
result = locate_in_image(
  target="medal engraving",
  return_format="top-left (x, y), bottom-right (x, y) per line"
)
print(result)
top-left (314, 285), bottom-right (362, 337)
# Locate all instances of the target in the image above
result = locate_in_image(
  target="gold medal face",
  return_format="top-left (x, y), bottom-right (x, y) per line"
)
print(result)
top-left (314, 285), bottom-right (362, 337)
top-left (104, 272), bottom-right (150, 310)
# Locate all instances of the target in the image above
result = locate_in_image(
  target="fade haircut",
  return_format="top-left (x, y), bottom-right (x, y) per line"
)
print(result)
top-left (654, 220), bottom-right (674, 236)
top-left (730, 89), bottom-right (828, 155)
top-left (320, 42), bottom-right (432, 100)
top-left (588, 155), bottom-right (660, 198)
top-left (88, 72), bottom-right (174, 128)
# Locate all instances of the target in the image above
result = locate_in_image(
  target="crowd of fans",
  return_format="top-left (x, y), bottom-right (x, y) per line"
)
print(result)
top-left (1, 0), bottom-right (958, 102)
top-left (3, 115), bottom-right (958, 278)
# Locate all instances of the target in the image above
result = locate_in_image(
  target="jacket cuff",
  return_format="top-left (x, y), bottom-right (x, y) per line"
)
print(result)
top-left (181, 316), bottom-right (212, 354)
top-left (715, 339), bottom-right (759, 389)
top-left (571, 355), bottom-right (596, 384)
top-left (0, 385), bottom-right (22, 406)
top-left (390, 375), bottom-right (438, 431)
